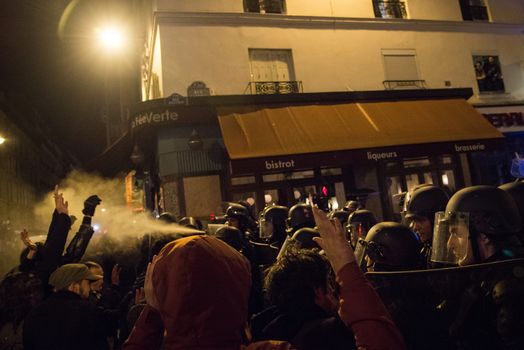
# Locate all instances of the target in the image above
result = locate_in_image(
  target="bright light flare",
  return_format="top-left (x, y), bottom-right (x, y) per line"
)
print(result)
top-left (0, 136), bottom-right (5, 145)
top-left (96, 25), bottom-right (125, 52)
top-left (93, 224), bottom-right (100, 231)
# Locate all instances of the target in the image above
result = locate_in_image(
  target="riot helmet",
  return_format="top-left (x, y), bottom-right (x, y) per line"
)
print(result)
top-left (286, 203), bottom-right (315, 234)
top-left (354, 222), bottom-right (422, 271)
top-left (499, 181), bottom-right (524, 231)
top-left (225, 204), bottom-right (250, 231)
top-left (259, 205), bottom-right (288, 242)
top-left (346, 209), bottom-right (378, 247)
top-left (178, 216), bottom-right (203, 231)
top-left (158, 212), bottom-right (177, 224)
top-left (343, 200), bottom-right (360, 213)
top-left (215, 226), bottom-right (246, 253)
top-left (432, 185), bottom-right (522, 266)
top-left (291, 227), bottom-right (321, 250)
top-left (403, 185), bottom-right (449, 244)
top-left (327, 210), bottom-right (350, 227)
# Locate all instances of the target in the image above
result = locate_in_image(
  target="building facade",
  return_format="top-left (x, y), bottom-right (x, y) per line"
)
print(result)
top-left (96, 0), bottom-right (524, 222)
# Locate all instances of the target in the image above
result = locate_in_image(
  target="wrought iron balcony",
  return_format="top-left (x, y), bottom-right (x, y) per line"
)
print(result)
top-left (245, 0), bottom-right (285, 14)
top-left (373, 1), bottom-right (407, 19)
top-left (383, 80), bottom-right (427, 90)
top-left (247, 81), bottom-right (303, 95)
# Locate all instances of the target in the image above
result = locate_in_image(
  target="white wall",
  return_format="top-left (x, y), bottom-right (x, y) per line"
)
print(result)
top-left (489, 0), bottom-right (524, 23)
top-left (156, 0), bottom-right (242, 12)
top-left (157, 23), bottom-right (524, 99)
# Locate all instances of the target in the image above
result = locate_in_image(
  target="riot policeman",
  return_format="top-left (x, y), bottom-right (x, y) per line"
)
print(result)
top-left (355, 222), bottom-right (422, 272)
top-left (286, 203), bottom-right (315, 236)
top-left (429, 185), bottom-right (524, 348)
top-left (258, 205), bottom-right (288, 247)
top-left (346, 209), bottom-right (378, 248)
top-left (343, 200), bottom-right (360, 214)
top-left (433, 185), bottom-right (523, 266)
top-left (327, 210), bottom-right (350, 227)
top-left (499, 181), bottom-right (524, 242)
top-left (225, 203), bottom-right (253, 238)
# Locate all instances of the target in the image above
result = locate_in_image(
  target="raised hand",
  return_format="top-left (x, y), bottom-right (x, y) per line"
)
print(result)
top-left (111, 264), bottom-right (122, 286)
top-left (144, 254), bottom-right (160, 309)
top-left (312, 205), bottom-right (356, 274)
top-left (134, 287), bottom-right (145, 305)
top-left (82, 195), bottom-right (102, 217)
top-left (53, 185), bottom-right (69, 215)
top-left (21, 229), bottom-right (37, 250)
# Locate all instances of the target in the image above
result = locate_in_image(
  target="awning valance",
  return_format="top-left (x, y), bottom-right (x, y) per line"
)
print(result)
top-left (218, 99), bottom-right (503, 160)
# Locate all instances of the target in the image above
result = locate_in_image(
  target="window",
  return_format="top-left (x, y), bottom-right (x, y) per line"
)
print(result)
top-left (373, 1), bottom-right (408, 19)
top-left (382, 49), bottom-right (424, 89)
top-left (249, 49), bottom-right (300, 94)
top-left (245, 0), bottom-right (285, 14)
top-left (459, 0), bottom-right (490, 21)
top-left (472, 55), bottom-right (505, 93)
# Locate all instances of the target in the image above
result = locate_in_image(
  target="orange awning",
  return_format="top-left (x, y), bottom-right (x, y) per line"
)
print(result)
top-left (218, 99), bottom-right (503, 160)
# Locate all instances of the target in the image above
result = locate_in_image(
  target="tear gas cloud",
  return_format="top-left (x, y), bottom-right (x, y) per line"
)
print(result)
top-left (33, 170), bottom-right (200, 241)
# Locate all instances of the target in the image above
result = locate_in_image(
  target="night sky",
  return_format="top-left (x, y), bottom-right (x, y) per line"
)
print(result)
top-left (0, 0), bottom-right (135, 163)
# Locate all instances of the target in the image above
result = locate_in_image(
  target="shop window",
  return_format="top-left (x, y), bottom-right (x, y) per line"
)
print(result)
top-left (321, 168), bottom-right (342, 176)
top-left (373, 0), bottom-right (408, 19)
top-left (293, 185), bottom-right (317, 204)
top-left (264, 189), bottom-right (280, 206)
top-left (441, 170), bottom-right (456, 194)
top-left (403, 157), bottom-right (430, 168)
top-left (440, 155), bottom-right (453, 164)
top-left (231, 192), bottom-right (258, 214)
top-left (473, 55), bottom-right (505, 93)
top-left (244, 0), bottom-right (286, 14)
top-left (263, 173), bottom-right (286, 182)
top-left (231, 176), bottom-right (256, 185)
top-left (288, 170), bottom-right (315, 179)
top-left (459, 0), bottom-right (490, 21)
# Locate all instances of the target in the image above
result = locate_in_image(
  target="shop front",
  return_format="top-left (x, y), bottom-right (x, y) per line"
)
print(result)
top-left (88, 88), bottom-right (505, 222)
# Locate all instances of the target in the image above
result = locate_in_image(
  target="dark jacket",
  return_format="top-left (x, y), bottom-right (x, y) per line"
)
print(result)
top-left (23, 290), bottom-right (110, 350)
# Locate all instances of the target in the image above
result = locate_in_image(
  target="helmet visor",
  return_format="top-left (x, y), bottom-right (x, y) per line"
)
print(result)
top-left (259, 218), bottom-right (273, 239)
top-left (431, 211), bottom-right (469, 265)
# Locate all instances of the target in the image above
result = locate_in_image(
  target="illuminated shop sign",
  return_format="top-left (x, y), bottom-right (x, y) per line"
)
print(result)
top-left (476, 105), bottom-right (524, 133)
top-left (131, 109), bottom-right (179, 129)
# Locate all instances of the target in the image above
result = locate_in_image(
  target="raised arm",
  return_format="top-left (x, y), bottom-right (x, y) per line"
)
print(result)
top-left (312, 206), bottom-right (406, 350)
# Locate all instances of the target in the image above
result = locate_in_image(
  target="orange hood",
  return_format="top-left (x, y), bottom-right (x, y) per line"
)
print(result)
top-left (152, 235), bottom-right (252, 349)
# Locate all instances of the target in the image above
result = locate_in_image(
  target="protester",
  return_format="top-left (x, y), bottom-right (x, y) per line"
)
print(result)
top-left (123, 207), bottom-right (406, 349)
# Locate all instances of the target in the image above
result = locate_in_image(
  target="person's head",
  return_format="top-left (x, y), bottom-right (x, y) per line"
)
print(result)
top-left (355, 222), bottom-right (422, 271)
top-left (346, 209), bottom-right (378, 247)
top-left (178, 216), bottom-right (203, 231)
top-left (286, 203), bottom-right (315, 234)
top-left (146, 235), bottom-right (251, 348)
top-left (259, 205), bottom-right (288, 242)
top-left (158, 212), bottom-right (177, 224)
top-left (403, 185), bottom-right (449, 244)
top-left (435, 186), bottom-right (522, 266)
top-left (84, 261), bottom-right (104, 293)
top-left (344, 200), bottom-right (360, 214)
top-left (265, 248), bottom-right (337, 315)
top-left (226, 204), bottom-right (250, 231)
top-left (328, 210), bottom-right (350, 227)
top-left (49, 264), bottom-right (103, 299)
top-left (489, 56), bottom-right (495, 63)
top-left (215, 226), bottom-right (246, 253)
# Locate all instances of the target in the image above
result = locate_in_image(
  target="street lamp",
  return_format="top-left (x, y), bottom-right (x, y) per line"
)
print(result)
top-left (95, 23), bottom-right (128, 147)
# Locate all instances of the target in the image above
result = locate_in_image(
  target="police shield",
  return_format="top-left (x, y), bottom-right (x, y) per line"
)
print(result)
top-left (365, 259), bottom-right (524, 349)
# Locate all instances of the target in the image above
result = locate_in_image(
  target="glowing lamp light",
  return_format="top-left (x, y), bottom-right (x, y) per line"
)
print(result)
top-left (93, 224), bottom-right (100, 231)
top-left (0, 136), bottom-right (5, 145)
top-left (96, 25), bottom-right (125, 52)
top-left (264, 194), bottom-right (272, 204)
top-left (101, 208), bottom-right (107, 212)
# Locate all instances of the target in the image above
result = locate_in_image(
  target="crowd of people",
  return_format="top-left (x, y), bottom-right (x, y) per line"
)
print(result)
top-left (1, 180), bottom-right (524, 350)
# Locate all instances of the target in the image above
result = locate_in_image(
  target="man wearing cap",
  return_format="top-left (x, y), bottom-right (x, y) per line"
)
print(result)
top-left (23, 263), bottom-right (110, 350)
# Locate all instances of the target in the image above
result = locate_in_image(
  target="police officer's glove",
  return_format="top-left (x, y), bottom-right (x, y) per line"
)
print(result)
top-left (82, 195), bottom-right (102, 217)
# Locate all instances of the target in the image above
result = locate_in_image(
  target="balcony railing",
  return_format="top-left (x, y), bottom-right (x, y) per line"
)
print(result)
top-left (383, 80), bottom-right (427, 90)
top-left (245, 0), bottom-right (285, 14)
top-left (469, 5), bottom-right (489, 21)
top-left (373, 1), bottom-right (407, 19)
top-left (247, 81), bottom-right (303, 95)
